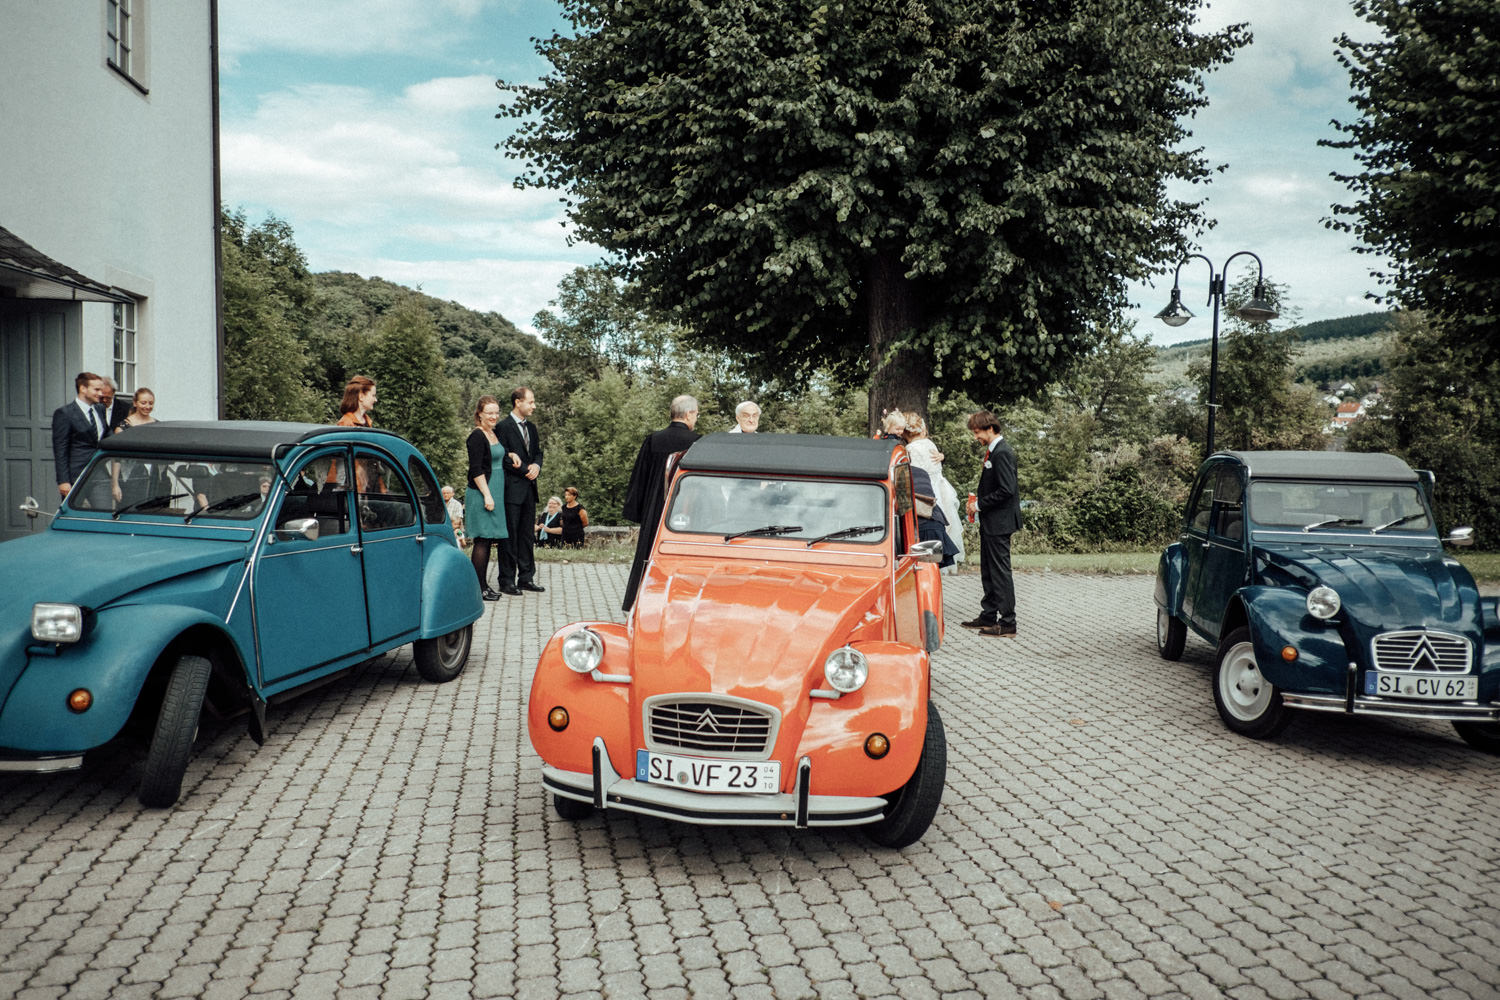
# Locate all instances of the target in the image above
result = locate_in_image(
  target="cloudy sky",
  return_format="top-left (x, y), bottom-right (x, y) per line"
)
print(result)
top-left (218, 0), bottom-right (1388, 345)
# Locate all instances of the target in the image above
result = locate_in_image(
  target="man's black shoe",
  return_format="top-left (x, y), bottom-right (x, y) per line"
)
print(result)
top-left (498, 585), bottom-right (522, 596)
top-left (519, 583), bottom-right (546, 593)
top-left (960, 617), bottom-right (995, 629)
top-left (481, 588), bottom-right (502, 601)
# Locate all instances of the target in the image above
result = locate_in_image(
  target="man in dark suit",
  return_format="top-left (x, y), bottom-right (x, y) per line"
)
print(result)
top-left (98, 377), bottom-right (129, 434)
top-left (621, 395), bottom-right (700, 611)
top-left (495, 386), bottom-right (544, 594)
top-left (52, 371), bottom-right (107, 504)
top-left (963, 410), bottom-right (1021, 637)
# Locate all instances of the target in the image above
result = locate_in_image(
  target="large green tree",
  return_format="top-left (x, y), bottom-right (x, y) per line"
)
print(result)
top-left (357, 300), bottom-right (467, 485)
top-left (1325, 0), bottom-right (1500, 364)
top-left (499, 0), bottom-right (1247, 427)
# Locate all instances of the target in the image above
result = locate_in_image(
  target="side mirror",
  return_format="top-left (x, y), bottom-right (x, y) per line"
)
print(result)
top-left (272, 517), bottom-right (320, 543)
top-left (18, 496), bottom-right (54, 520)
top-left (1444, 526), bottom-right (1475, 548)
top-left (908, 538), bottom-right (943, 563)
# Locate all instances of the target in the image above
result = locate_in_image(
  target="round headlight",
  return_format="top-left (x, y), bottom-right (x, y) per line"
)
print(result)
top-left (560, 628), bottom-right (605, 673)
top-left (1306, 586), bottom-right (1341, 620)
top-left (823, 646), bottom-right (869, 694)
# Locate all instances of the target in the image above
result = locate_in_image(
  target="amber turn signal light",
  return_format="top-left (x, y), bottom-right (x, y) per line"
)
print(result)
top-left (864, 733), bottom-right (890, 759)
top-left (67, 689), bottom-right (92, 713)
top-left (548, 706), bottom-right (569, 731)
top-left (1281, 646), bottom-right (1298, 662)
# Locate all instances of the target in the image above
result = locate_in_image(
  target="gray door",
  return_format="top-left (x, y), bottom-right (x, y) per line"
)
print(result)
top-left (1, 302), bottom-right (79, 540)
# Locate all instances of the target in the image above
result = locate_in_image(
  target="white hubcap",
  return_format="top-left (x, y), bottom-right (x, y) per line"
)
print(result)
top-left (1220, 641), bottom-right (1272, 720)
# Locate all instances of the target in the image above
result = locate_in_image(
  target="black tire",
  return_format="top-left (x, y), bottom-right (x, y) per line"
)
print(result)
top-left (414, 624), bottom-right (472, 683)
top-left (1156, 606), bottom-right (1186, 661)
top-left (1452, 721), bottom-right (1500, 754)
top-left (138, 654), bottom-right (211, 808)
top-left (865, 703), bottom-right (946, 849)
top-left (1212, 627), bottom-right (1291, 739)
top-left (553, 793), bottom-right (594, 821)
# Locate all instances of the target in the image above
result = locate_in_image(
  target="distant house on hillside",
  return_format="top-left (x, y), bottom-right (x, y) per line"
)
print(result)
top-left (0, 4), bottom-right (221, 540)
top-left (1332, 399), bottom-right (1365, 429)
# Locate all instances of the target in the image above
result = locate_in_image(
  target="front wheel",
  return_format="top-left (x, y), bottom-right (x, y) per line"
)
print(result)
top-left (1212, 627), bottom-right (1291, 739)
top-left (1452, 721), bottom-right (1500, 754)
top-left (138, 654), bottom-right (211, 808)
top-left (414, 624), bottom-right (472, 683)
top-left (865, 703), bottom-right (946, 849)
top-left (1156, 607), bottom-right (1186, 660)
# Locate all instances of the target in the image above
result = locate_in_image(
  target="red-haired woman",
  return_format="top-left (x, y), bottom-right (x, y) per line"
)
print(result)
top-left (337, 375), bottom-right (377, 427)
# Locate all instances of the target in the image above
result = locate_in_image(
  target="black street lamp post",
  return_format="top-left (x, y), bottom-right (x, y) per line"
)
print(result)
top-left (1156, 251), bottom-right (1278, 458)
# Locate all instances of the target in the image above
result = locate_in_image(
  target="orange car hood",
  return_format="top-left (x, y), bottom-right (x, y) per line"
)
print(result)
top-left (630, 559), bottom-right (885, 708)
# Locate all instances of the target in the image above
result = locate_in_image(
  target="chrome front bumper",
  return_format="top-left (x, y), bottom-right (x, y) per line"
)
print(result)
top-left (0, 753), bottom-right (85, 773)
top-left (1282, 692), bottom-right (1500, 722)
top-left (542, 738), bottom-right (888, 828)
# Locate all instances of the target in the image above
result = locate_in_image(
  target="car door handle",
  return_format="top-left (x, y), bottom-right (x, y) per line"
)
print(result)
top-left (350, 545), bottom-right (363, 555)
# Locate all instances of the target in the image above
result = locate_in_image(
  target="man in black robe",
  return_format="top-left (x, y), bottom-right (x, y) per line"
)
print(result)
top-left (621, 394), bottom-right (700, 610)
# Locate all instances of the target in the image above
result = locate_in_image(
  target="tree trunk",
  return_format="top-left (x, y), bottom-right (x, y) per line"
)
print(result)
top-left (865, 252), bottom-right (930, 435)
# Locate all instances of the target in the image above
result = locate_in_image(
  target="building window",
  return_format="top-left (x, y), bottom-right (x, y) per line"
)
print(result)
top-left (106, 0), bottom-right (147, 90)
top-left (113, 302), bottom-right (138, 393)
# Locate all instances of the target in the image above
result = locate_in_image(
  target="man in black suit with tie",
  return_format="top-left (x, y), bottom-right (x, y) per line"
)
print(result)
top-left (98, 377), bottom-right (129, 434)
top-left (495, 386), bottom-right (545, 594)
top-left (52, 371), bottom-right (107, 504)
top-left (963, 410), bottom-right (1021, 637)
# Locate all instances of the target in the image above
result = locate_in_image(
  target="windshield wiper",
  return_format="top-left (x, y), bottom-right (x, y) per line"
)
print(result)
top-left (185, 493), bottom-right (264, 523)
top-left (1302, 517), bottom-right (1364, 532)
top-left (724, 524), bottom-right (803, 541)
top-left (112, 493), bottom-right (189, 519)
top-left (1370, 513), bottom-right (1426, 533)
top-left (805, 524), bottom-right (884, 547)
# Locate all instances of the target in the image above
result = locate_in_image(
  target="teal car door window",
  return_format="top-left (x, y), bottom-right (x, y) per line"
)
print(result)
top-left (354, 451), bottom-right (421, 646)
top-left (254, 451), bottom-right (371, 687)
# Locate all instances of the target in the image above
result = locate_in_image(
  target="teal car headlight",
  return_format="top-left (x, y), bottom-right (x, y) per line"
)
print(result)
top-left (1306, 586), bottom-right (1341, 620)
top-left (32, 603), bottom-right (85, 643)
top-left (823, 646), bottom-right (869, 694)
top-left (561, 627), bottom-right (605, 673)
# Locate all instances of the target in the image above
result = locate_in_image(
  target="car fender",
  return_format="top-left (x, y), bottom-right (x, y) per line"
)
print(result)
top-left (527, 621), bottom-right (636, 778)
top-left (914, 562), bottom-right (944, 652)
top-left (1239, 587), bottom-right (1349, 694)
top-left (798, 641), bottom-right (929, 798)
top-left (1155, 543), bottom-right (1188, 615)
top-left (419, 542), bottom-right (484, 638)
top-left (0, 603), bottom-right (248, 754)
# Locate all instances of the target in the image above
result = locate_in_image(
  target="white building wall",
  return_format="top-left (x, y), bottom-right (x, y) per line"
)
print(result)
top-left (0, 2), bottom-right (219, 419)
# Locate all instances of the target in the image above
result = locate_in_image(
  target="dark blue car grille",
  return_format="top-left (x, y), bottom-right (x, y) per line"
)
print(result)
top-left (1372, 631), bottom-right (1471, 673)
top-left (647, 700), bottom-right (775, 756)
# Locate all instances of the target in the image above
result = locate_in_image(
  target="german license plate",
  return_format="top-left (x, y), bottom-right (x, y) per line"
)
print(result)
top-left (635, 750), bottom-right (780, 794)
top-left (1364, 671), bottom-right (1477, 700)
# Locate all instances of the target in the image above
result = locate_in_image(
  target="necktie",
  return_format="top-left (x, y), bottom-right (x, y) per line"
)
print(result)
top-left (90, 407), bottom-right (103, 440)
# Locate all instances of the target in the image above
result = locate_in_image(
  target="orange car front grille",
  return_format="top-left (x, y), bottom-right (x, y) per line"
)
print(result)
top-left (648, 700), bottom-right (775, 755)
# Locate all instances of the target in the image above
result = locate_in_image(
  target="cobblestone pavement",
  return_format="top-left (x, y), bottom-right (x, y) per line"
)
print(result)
top-left (3, 566), bottom-right (1498, 999)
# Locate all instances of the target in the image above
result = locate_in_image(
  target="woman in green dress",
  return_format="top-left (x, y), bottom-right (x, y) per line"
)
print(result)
top-left (464, 395), bottom-right (510, 600)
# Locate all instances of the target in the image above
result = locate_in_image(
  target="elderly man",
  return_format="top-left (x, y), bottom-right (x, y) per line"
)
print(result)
top-left (98, 377), bottom-right (129, 433)
top-left (621, 394), bottom-right (700, 610)
top-left (728, 400), bottom-right (760, 433)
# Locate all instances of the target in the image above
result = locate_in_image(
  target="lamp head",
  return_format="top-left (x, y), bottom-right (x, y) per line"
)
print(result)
top-left (1155, 286), bottom-right (1193, 328)
top-left (1236, 281), bottom-right (1279, 324)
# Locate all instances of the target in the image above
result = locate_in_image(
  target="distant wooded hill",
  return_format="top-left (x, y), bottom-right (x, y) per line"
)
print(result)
top-left (1153, 311), bottom-right (1396, 387)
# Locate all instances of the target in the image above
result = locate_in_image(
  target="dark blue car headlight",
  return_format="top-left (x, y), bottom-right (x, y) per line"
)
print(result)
top-left (1306, 586), bottom-right (1341, 620)
top-left (32, 603), bottom-right (86, 643)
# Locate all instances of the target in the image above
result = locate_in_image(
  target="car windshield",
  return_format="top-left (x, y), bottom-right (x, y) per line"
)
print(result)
top-left (67, 456), bottom-right (276, 521)
top-left (665, 474), bottom-right (887, 543)
top-left (1249, 481), bottom-right (1431, 534)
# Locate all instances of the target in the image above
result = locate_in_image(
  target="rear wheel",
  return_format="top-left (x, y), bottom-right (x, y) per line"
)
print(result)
top-left (138, 654), bottom-right (211, 808)
top-left (1156, 607), bottom-right (1186, 660)
top-left (1452, 721), bottom-right (1500, 754)
top-left (414, 624), bottom-right (472, 683)
top-left (553, 793), bottom-right (594, 821)
top-left (1212, 627), bottom-right (1291, 739)
top-left (865, 703), bottom-right (946, 849)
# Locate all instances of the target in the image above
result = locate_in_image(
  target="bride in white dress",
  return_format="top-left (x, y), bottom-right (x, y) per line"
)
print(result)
top-left (901, 415), bottom-right (965, 569)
